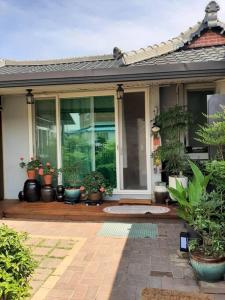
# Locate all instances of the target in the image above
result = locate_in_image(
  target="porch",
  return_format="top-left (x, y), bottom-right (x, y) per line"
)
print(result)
top-left (0, 200), bottom-right (178, 222)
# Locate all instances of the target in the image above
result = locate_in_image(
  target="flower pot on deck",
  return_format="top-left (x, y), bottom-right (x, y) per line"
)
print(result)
top-left (88, 191), bottom-right (103, 201)
top-left (23, 179), bottom-right (41, 202)
top-left (41, 185), bottom-right (55, 202)
top-left (64, 188), bottom-right (80, 204)
top-left (43, 174), bottom-right (52, 185)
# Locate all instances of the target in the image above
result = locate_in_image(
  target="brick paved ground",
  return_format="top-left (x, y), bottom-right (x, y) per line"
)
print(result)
top-left (0, 219), bottom-right (224, 300)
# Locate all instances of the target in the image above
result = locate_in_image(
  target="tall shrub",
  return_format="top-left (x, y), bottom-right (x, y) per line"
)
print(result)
top-left (0, 225), bottom-right (36, 300)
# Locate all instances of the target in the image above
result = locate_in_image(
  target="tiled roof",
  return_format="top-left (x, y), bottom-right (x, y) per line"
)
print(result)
top-left (0, 55), bottom-right (119, 75)
top-left (114, 1), bottom-right (225, 65)
top-left (131, 45), bottom-right (225, 66)
top-left (0, 1), bottom-right (224, 78)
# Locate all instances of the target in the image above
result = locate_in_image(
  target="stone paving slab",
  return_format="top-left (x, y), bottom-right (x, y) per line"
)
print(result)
top-left (199, 280), bottom-right (225, 294)
top-left (1, 220), bottom-right (224, 300)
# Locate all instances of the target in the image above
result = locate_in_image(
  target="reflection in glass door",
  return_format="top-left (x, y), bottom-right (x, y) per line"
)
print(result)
top-left (120, 92), bottom-right (147, 190)
top-left (60, 96), bottom-right (116, 186)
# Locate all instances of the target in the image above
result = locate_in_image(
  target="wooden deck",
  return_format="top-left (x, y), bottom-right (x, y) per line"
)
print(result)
top-left (0, 200), bottom-right (178, 222)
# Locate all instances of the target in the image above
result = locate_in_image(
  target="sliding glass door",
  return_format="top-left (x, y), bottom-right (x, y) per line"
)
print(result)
top-left (60, 96), bottom-right (116, 186)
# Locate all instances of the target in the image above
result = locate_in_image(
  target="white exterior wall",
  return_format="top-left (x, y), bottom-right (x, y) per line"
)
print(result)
top-left (216, 80), bottom-right (225, 94)
top-left (2, 95), bottom-right (29, 199)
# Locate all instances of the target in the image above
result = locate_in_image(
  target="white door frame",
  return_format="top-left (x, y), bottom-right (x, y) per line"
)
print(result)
top-left (30, 88), bottom-right (152, 195)
top-left (115, 87), bottom-right (151, 195)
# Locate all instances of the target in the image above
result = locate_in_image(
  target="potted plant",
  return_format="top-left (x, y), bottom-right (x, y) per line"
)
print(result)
top-left (153, 105), bottom-right (191, 193)
top-left (80, 171), bottom-right (113, 201)
top-left (188, 192), bottom-right (225, 282)
top-left (19, 157), bottom-right (42, 202)
top-left (0, 224), bottom-right (37, 300)
top-left (59, 166), bottom-right (81, 204)
top-left (38, 162), bottom-right (57, 185)
top-left (19, 157), bottom-right (41, 179)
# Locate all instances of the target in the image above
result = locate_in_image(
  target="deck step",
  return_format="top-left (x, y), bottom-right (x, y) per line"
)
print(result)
top-left (118, 199), bottom-right (152, 205)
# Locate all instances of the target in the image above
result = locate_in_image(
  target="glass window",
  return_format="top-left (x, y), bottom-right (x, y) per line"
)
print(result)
top-left (34, 99), bottom-right (57, 165)
top-left (187, 91), bottom-right (213, 151)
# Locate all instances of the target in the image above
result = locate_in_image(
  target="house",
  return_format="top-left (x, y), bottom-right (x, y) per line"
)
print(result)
top-left (1, 1), bottom-right (225, 200)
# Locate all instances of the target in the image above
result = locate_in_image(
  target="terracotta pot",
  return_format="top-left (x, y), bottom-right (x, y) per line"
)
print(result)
top-left (88, 191), bottom-right (102, 201)
top-left (27, 170), bottom-right (36, 180)
top-left (43, 174), bottom-right (52, 185)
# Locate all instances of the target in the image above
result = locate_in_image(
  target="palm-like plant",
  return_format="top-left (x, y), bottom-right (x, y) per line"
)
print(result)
top-left (168, 161), bottom-right (210, 222)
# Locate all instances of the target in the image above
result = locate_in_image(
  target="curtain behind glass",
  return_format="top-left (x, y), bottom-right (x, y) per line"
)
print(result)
top-left (35, 99), bottom-right (57, 166)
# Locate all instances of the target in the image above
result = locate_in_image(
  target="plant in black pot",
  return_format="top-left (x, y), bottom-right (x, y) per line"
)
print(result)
top-left (80, 171), bottom-right (113, 203)
top-left (59, 166), bottom-right (81, 204)
top-left (188, 191), bottom-right (225, 282)
top-left (19, 157), bottom-right (42, 202)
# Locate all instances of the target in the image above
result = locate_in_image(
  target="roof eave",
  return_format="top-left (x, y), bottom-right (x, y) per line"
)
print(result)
top-left (0, 61), bottom-right (224, 88)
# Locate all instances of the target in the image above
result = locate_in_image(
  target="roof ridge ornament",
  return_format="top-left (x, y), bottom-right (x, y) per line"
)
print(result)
top-left (204, 1), bottom-right (220, 27)
top-left (113, 47), bottom-right (123, 60)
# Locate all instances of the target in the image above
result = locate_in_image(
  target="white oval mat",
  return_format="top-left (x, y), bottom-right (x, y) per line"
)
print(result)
top-left (103, 205), bottom-right (170, 214)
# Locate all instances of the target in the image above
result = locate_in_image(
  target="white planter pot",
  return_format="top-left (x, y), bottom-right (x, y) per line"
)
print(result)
top-left (169, 175), bottom-right (188, 200)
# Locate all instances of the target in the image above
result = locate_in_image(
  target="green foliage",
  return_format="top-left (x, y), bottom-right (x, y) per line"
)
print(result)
top-left (154, 105), bottom-right (191, 175)
top-left (62, 135), bottom-right (91, 177)
top-left (81, 171), bottom-right (113, 196)
top-left (168, 161), bottom-right (210, 222)
top-left (59, 165), bottom-right (81, 188)
top-left (205, 160), bottom-right (225, 193)
top-left (95, 140), bottom-right (116, 188)
top-left (188, 192), bottom-right (225, 258)
top-left (195, 106), bottom-right (225, 160)
top-left (19, 157), bottom-right (41, 171)
top-left (0, 225), bottom-right (37, 300)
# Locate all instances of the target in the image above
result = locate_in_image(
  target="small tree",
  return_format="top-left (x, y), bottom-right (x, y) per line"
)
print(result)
top-left (0, 225), bottom-right (36, 300)
top-left (196, 106), bottom-right (225, 160)
top-left (196, 106), bottom-right (225, 193)
top-left (154, 105), bottom-right (191, 175)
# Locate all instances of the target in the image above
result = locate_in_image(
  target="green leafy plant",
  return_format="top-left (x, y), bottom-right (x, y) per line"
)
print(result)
top-left (195, 106), bottom-right (225, 160)
top-left (168, 161), bottom-right (210, 222)
top-left (38, 162), bottom-right (57, 176)
top-left (154, 105), bottom-right (191, 175)
top-left (95, 140), bottom-right (116, 188)
top-left (59, 165), bottom-right (81, 188)
top-left (195, 106), bottom-right (225, 195)
top-left (205, 160), bottom-right (225, 193)
top-left (0, 224), bottom-right (37, 300)
top-left (80, 171), bottom-right (113, 196)
top-left (19, 157), bottom-right (41, 171)
top-left (188, 192), bottom-right (225, 258)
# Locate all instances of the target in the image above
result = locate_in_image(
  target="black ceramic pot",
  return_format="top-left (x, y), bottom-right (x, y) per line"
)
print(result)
top-left (41, 185), bottom-right (55, 202)
top-left (18, 191), bottom-right (24, 201)
top-left (56, 185), bottom-right (65, 202)
top-left (23, 179), bottom-right (41, 202)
